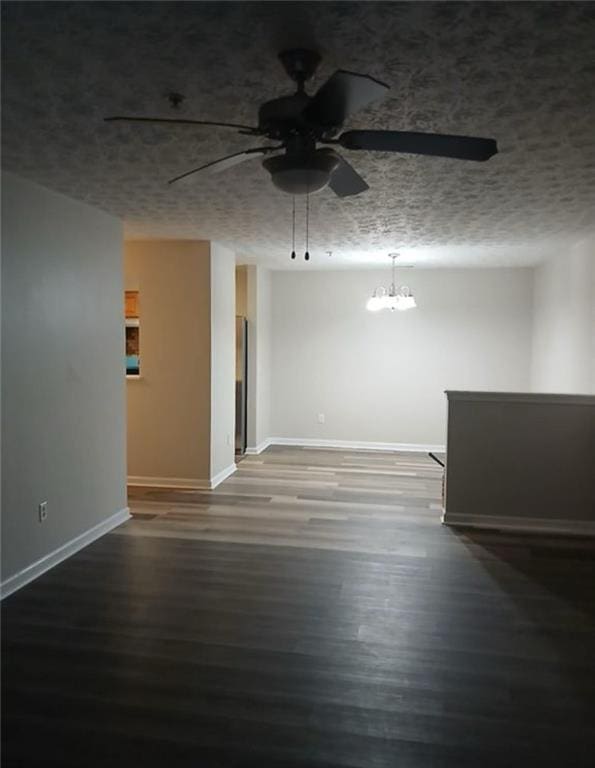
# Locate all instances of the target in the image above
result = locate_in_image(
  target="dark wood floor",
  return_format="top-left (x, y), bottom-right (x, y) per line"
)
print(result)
top-left (3, 447), bottom-right (595, 767)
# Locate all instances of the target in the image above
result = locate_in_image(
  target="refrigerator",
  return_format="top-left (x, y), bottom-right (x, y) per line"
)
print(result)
top-left (235, 316), bottom-right (248, 455)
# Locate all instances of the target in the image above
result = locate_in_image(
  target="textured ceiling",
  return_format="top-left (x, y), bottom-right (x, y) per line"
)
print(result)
top-left (2, 1), bottom-right (595, 268)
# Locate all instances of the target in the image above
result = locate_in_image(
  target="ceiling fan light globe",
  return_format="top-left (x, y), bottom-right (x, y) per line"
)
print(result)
top-left (271, 168), bottom-right (329, 194)
top-left (263, 151), bottom-right (340, 195)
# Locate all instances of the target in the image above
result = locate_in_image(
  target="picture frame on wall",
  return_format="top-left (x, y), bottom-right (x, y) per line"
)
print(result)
top-left (125, 290), bottom-right (140, 376)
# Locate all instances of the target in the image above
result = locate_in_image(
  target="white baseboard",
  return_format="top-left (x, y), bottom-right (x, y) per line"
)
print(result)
top-left (0, 507), bottom-right (131, 600)
top-left (267, 437), bottom-right (446, 453)
top-left (128, 475), bottom-right (211, 490)
top-left (210, 463), bottom-right (237, 489)
top-left (245, 439), bottom-right (273, 455)
top-left (442, 511), bottom-right (595, 538)
top-left (128, 465), bottom-right (237, 491)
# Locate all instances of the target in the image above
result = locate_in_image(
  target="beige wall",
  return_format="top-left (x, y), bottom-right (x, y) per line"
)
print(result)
top-left (236, 266), bottom-right (248, 381)
top-left (1, 172), bottom-right (126, 584)
top-left (236, 266), bottom-right (248, 318)
top-left (125, 240), bottom-right (212, 484)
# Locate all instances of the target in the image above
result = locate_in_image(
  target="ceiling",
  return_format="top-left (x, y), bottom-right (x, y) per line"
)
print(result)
top-left (2, 1), bottom-right (595, 269)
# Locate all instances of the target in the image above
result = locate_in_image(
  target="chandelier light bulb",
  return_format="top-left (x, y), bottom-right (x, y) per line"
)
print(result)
top-left (386, 295), bottom-right (399, 312)
top-left (366, 291), bottom-right (383, 311)
top-left (398, 294), bottom-right (417, 310)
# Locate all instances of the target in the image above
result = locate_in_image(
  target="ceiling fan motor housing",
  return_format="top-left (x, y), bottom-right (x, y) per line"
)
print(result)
top-left (263, 149), bottom-right (340, 195)
top-left (258, 93), bottom-right (312, 139)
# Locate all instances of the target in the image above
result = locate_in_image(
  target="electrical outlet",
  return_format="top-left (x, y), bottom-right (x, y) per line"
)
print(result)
top-left (317, 413), bottom-right (325, 424)
top-left (226, 434), bottom-right (232, 446)
top-left (38, 501), bottom-right (48, 523)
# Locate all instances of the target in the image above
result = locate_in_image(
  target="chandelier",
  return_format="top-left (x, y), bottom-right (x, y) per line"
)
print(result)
top-left (366, 253), bottom-right (417, 312)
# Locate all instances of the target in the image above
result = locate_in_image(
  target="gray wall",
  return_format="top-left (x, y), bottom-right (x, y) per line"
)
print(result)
top-left (270, 268), bottom-right (534, 446)
top-left (531, 239), bottom-right (595, 394)
top-left (246, 265), bottom-right (272, 450)
top-left (444, 391), bottom-right (595, 532)
top-left (1, 172), bottom-right (126, 581)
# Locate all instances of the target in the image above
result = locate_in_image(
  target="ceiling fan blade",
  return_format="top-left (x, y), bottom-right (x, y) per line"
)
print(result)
top-left (304, 70), bottom-right (389, 129)
top-left (105, 116), bottom-right (259, 132)
top-left (328, 153), bottom-right (369, 197)
top-left (337, 130), bottom-right (498, 161)
top-left (168, 146), bottom-right (280, 185)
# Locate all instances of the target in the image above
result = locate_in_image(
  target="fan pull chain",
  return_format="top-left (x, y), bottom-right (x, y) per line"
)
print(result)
top-left (290, 196), bottom-right (296, 259)
top-left (304, 191), bottom-right (310, 261)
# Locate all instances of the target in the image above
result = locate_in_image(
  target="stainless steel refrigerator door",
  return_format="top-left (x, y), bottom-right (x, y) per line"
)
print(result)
top-left (235, 316), bottom-right (247, 454)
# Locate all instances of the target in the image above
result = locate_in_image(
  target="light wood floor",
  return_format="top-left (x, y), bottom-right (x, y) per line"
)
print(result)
top-left (124, 446), bottom-right (446, 554)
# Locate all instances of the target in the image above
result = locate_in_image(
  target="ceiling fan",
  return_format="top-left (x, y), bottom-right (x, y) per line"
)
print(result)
top-left (105, 49), bottom-right (498, 197)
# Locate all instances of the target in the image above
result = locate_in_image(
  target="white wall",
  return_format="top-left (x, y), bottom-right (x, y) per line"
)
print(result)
top-left (246, 268), bottom-right (258, 449)
top-left (270, 268), bottom-right (534, 447)
top-left (531, 238), bottom-right (595, 394)
top-left (256, 269), bottom-right (272, 447)
top-left (246, 266), bottom-right (272, 451)
top-left (210, 243), bottom-right (236, 478)
top-left (1, 172), bottom-right (126, 583)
